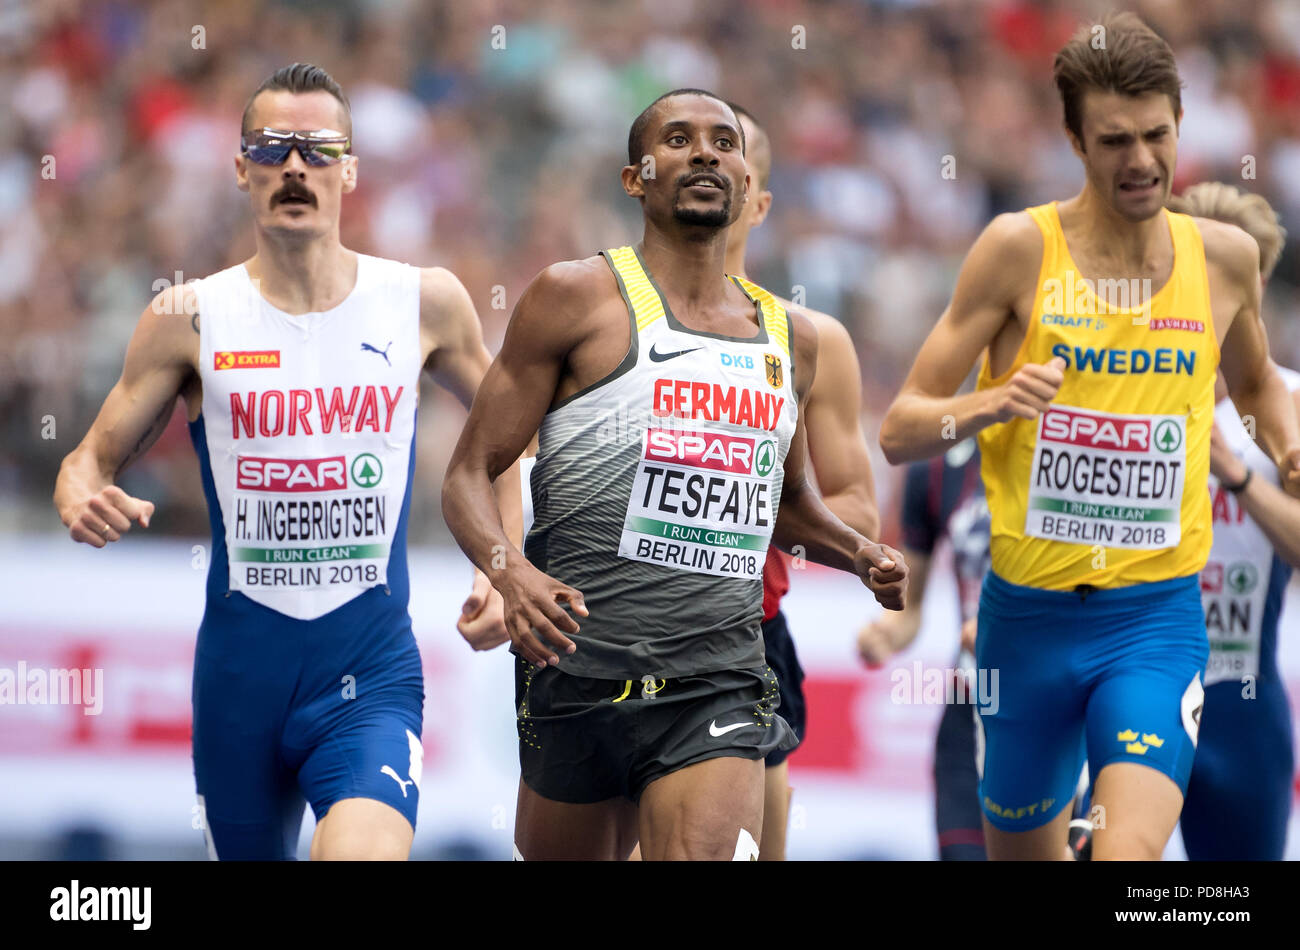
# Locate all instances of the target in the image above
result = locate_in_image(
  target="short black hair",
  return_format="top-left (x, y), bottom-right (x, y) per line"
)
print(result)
top-left (241, 63), bottom-right (351, 136)
top-left (626, 88), bottom-right (745, 166)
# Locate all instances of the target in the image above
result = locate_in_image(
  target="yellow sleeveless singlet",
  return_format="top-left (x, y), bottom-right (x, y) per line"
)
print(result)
top-left (976, 202), bottom-right (1219, 590)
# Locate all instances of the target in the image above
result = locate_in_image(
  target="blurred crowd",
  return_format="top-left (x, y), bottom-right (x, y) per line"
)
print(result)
top-left (5, 0), bottom-right (1300, 543)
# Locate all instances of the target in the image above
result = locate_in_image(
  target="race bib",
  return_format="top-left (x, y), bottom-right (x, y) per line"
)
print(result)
top-left (1025, 405), bottom-right (1185, 550)
top-left (1200, 558), bottom-right (1267, 686)
top-left (618, 427), bottom-right (777, 579)
top-left (228, 453), bottom-right (391, 592)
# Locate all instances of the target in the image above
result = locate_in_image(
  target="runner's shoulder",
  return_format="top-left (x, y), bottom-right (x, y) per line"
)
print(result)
top-left (784, 308), bottom-right (818, 372)
top-left (526, 256), bottom-right (622, 322)
top-left (137, 282), bottom-right (201, 365)
top-left (942, 210), bottom-right (1044, 313)
top-left (774, 296), bottom-right (831, 330)
top-left (534, 255), bottom-right (614, 296)
top-left (971, 210), bottom-right (1043, 270)
top-left (1192, 216), bottom-right (1260, 289)
top-left (779, 301), bottom-right (851, 354)
top-left (146, 281), bottom-right (199, 320)
top-left (418, 264), bottom-right (471, 302)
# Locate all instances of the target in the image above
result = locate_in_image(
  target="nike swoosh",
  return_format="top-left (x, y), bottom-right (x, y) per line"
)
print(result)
top-left (649, 344), bottom-right (703, 362)
top-left (709, 720), bottom-right (754, 737)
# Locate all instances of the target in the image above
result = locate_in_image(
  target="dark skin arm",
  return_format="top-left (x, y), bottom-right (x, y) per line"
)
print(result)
top-left (443, 259), bottom-right (908, 671)
top-left (771, 311), bottom-right (907, 610)
top-left (441, 260), bottom-right (603, 669)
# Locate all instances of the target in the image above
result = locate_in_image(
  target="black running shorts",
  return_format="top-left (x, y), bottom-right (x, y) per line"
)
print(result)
top-left (515, 658), bottom-right (797, 804)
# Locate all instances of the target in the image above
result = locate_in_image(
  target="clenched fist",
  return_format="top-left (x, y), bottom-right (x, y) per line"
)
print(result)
top-left (853, 542), bottom-right (908, 611)
top-left (457, 568), bottom-right (510, 651)
top-left (991, 356), bottom-right (1066, 423)
top-left (1277, 446), bottom-right (1300, 500)
top-left (61, 485), bottom-right (154, 547)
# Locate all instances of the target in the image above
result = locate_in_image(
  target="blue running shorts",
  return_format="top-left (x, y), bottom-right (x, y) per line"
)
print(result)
top-left (974, 571), bottom-right (1207, 833)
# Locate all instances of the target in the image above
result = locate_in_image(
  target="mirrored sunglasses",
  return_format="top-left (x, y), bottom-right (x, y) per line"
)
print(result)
top-left (240, 128), bottom-right (351, 166)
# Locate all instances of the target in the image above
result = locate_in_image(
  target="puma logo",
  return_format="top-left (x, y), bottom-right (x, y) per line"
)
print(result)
top-left (380, 764), bottom-right (414, 797)
top-left (361, 340), bottom-right (393, 366)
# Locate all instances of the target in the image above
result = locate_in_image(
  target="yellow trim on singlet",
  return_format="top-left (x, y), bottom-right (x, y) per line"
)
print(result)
top-left (605, 246), bottom-right (666, 331)
top-left (604, 247), bottom-right (793, 357)
top-left (729, 274), bottom-right (792, 360)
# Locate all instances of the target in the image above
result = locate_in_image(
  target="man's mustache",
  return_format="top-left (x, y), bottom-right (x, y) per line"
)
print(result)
top-left (676, 171), bottom-right (729, 191)
top-left (270, 182), bottom-right (318, 208)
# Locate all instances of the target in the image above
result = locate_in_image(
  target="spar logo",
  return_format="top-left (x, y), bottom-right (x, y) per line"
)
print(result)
top-left (237, 455), bottom-right (346, 492)
top-left (351, 453), bottom-right (383, 488)
top-left (236, 454), bottom-right (383, 491)
top-left (1226, 561), bottom-right (1258, 595)
top-left (1040, 408), bottom-right (1152, 452)
top-left (755, 440), bottom-right (776, 477)
top-left (215, 350), bottom-right (280, 370)
top-left (645, 429), bottom-right (761, 474)
top-left (1154, 420), bottom-right (1182, 453)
